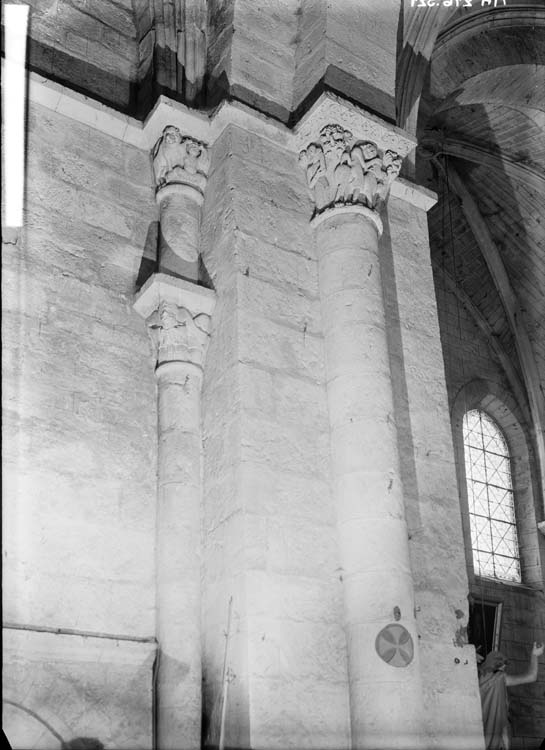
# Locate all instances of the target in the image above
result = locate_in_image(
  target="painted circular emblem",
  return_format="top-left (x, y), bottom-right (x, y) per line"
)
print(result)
top-left (375, 623), bottom-right (414, 667)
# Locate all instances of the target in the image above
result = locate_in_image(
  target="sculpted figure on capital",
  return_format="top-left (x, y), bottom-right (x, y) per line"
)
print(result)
top-left (299, 123), bottom-right (402, 215)
top-left (147, 301), bottom-right (211, 367)
top-left (152, 125), bottom-right (209, 194)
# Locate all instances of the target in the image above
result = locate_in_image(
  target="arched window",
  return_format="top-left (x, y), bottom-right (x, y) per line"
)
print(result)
top-left (463, 409), bottom-right (521, 583)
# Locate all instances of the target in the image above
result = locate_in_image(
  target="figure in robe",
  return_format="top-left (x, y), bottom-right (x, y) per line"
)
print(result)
top-left (478, 641), bottom-right (543, 750)
top-left (147, 302), bottom-right (211, 363)
top-left (152, 127), bottom-right (208, 192)
top-left (350, 142), bottom-right (383, 208)
top-left (299, 144), bottom-right (330, 211)
top-left (152, 126), bottom-right (186, 186)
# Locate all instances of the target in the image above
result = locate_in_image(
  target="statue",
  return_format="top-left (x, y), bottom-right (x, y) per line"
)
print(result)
top-left (152, 126), bottom-right (209, 193)
top-left (319, 124), bottom-right (354, 203)
top-left (299, 144), bottom-right (329, 211)
top-left (350, 141), bottom-right (383, 207)
top-left (376, 149), bottom-right (402, 207)
top-left (478, 641), bottom-right (543, 749)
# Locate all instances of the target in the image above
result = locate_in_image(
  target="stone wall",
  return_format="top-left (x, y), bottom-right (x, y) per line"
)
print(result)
top-left (2, 101), bottom-right (158, 748)
top-left (434, 273), bottom-right (545, 747)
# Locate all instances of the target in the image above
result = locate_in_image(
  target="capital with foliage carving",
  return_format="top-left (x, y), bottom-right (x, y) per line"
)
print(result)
top-left (299, 124), bottom-right (402, 217)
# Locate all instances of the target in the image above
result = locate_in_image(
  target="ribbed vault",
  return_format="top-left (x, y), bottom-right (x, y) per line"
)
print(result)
top-left (411, 0), bottom-right (545, 494)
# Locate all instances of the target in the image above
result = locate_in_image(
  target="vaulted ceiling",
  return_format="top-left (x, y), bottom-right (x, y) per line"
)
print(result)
top-left (414, 0), bottom-right (545, 487)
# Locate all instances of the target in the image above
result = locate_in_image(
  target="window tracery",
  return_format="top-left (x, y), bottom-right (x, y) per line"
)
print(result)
top-left (463, 409), bottom-right (521, 583)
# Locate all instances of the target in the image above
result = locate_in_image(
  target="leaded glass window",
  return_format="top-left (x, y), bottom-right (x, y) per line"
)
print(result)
top-left (463, 409), bottom-right (521, 583)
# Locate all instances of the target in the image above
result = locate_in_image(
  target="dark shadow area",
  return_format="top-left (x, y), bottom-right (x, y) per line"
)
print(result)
top-left (62, 739), bottom-right (104, 750)
top-left (380, 215), bottom-right (423, 540)
top-left (135, 221), bottom-right (159, 292)
top-left (199, 253), bottom-right (214, 290)
top-left (135, 220), bottom-right (215, 293)
top-left (467, 597), bottom-right (502, 661)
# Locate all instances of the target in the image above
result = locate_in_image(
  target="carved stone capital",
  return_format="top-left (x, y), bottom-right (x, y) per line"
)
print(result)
top-left (294, 92), bottom-right (416, 157)
top-left (152, 125), bottom-right (209, 199)
top-left (295, 93), bottom-right (416, 220)
top-left (147, 301), bottom-right (211, 368)
top-left (299, 123), bottom-right (403, 218)
top-left (134, 273), bottom-right (216, 370)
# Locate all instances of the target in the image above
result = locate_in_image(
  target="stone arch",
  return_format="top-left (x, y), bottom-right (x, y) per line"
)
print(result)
top-left (3, 698), bottom-right (68, 749)
top-left (451, 378), bottom-right (542, 588)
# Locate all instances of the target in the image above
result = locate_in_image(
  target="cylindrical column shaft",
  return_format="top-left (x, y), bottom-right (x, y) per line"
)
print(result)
top-left (314, 209), bottom-right (424, 749)
top-left (151, 126), bottom-right (209, 283)
top-left (158, 189), bottom-right (201, 280)
top-left (156, 359), bottom-right (204, 750)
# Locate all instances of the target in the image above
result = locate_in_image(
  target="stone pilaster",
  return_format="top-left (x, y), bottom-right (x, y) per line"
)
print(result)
top-left (135, 272), bottom-right (215, 750)
top-left (297, 103), bottom-right (426, 749)
top-left (152, 125), bottom-right (209, 281)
